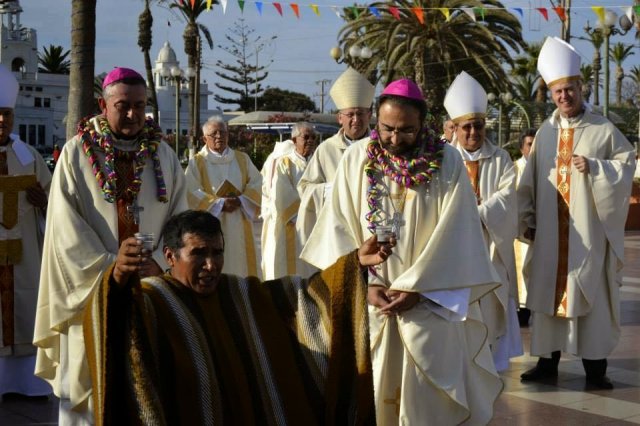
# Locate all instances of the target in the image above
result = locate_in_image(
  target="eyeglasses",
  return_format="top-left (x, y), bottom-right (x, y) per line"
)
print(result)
top-left (339, 110), bottom-right (369, 120)
top-left (377, 124), bottom-right (418, 139)
top-left (459, 121), bottom-right (485, 132)
top-left (205, 130), bottom-right (227, 137)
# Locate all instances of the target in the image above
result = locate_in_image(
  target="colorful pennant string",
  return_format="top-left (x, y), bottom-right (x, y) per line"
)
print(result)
top-left (369, 6), bottom-right (381, 18)
top-left (554, 6), bottom-right (566, 21)
top-left (255, 1), bottom-right (263, 15)
top-left (273, 2), bottom-right (282, 15)
top-left (438, 8), bottom-right (450, 22)
top-left (388, 6), bottom-right (400, 20)
top-left (511, 8), bottom-right (523, 18)
top-left (290, 3), bottom-right (300, 18)
top-left (310, 4), bottom-right (319, 16)
top-left (412, 7), bottom-right (424, 24)
top-left (536, 7), bottom-right (549, 21)
top-left (591, 6), bottom-right (605, 23)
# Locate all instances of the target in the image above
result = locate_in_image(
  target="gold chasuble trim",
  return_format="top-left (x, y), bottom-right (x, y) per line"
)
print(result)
top-left (0, 174), bottom-right (37, 230)
top-left (464, 160), bottom-right (481, 204)
top-left (555, 128), bottom-right (573, 317)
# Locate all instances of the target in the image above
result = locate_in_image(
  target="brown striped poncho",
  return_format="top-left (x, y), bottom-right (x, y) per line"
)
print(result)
top-left (84, 251), bottom-right (374, 425)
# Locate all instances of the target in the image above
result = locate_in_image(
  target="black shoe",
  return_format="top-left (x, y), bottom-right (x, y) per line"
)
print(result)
top-left (517, 308), bottom-right (531, 327)
top-left (586, 375), bottom-right (614, 390)
top-left (520, 364), bottom-right (558, 381)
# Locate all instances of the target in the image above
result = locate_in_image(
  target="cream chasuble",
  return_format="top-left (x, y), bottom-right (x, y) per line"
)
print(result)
top-left (260, 140), bottom-right (294, 222)
top-left (33, 127), bottom-right (187, 412)
top-left (518, 108), bottom-right (636, 359)
top-left (185, 146), bottom-right (262, 278)
top-left (262, 151), bottom-right (308, 280)
top-left (454, 140), bottom-right (521, 371)
top-left (514, 156), bottom-right (529, 307)
top-left (0, 139), bottom-right (51, 357)
top-left (296, 130), bottom-right (369, 262)
top-left (302, 140), bottom-right (503, 426)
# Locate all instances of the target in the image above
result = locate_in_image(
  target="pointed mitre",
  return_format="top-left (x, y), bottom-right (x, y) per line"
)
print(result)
top-left (537, 37), bottom-right (581, 88)
top-left (443, 71), bottom-right (487, 123)
top-left (0, 65), bottom-right (19, 109)
top-left (329, 67), bottom-right (375, 110)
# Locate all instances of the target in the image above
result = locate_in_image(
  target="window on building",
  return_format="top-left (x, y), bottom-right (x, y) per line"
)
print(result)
top-left (28, 125), bottom-right (36, 146)
top-left (35, 87), bottom-right (43, 92)
top-left (11, 57), bottom-right (25, 73)
top-left (19, 124), bottom-right (26, 142)
top-left (166, 129), bottom-right (173, 134)
top-left (25, 86), bottom-right (33, 91)
top-left (34, 97), bottom-right (42, 107)
top-left (38, 125), bottom-right (46, 146)
top-left (44, 98), bottom-right (51, 108)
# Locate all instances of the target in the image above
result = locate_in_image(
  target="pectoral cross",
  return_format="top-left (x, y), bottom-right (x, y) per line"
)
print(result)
top-left (389, 212), bottom-right (405, 240)
top-left (126, 200), bottom-right (144, 225)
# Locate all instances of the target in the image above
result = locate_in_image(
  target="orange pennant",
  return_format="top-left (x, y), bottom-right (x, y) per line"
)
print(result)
top-left (190, 0), bottom-right (195, 8)
top-left (290, 3), bottom-right (300, 18)
top-left (412, 7), bottom-right (424, 24)
top-left (553, 6), bottom-right (566, 21)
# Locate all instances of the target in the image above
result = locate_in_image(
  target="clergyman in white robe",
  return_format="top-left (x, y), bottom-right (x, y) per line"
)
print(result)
top-left (185, 145), bottom-right (262, 278)
top-left (301, 140), bottom-right (503, 425)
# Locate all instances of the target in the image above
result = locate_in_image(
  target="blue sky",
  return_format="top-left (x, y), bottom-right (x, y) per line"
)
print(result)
top-left (21, 0), bottom-right (640, 111)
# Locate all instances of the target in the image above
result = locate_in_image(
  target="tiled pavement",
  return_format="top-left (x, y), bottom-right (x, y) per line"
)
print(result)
top-left (1, 232), bottom-right (639, 425)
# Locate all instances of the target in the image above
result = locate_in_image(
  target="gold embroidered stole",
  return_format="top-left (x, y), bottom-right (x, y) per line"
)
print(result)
top-left (464, 160), bottom-right (480, 204)
top-left (554, 128), bottom-right (573, 317)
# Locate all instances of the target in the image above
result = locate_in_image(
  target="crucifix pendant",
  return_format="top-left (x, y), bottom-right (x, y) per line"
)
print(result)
top-left (389, 212), bottom-right (405, 240)
top-left (126, 200), bottom-right (144, 225)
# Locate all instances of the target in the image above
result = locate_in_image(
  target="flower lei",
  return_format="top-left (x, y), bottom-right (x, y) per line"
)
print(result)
top-left (364, 125), bottom-right (446, 234)
top-left (78, 115), bottom-right (168, 203)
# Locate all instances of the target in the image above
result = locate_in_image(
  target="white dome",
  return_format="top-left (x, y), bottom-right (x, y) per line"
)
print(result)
top-left (156, 41), bottom-right (178, 64)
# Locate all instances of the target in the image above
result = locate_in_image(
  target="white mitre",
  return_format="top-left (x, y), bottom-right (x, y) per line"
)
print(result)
top-left (537, 37), bottom-right (581, 87)
top-left (0, 65), bottom-right (19, 108)
top-left (443, 71), bottom-right (487, 123)
top-left (329, 67), bottom-right (375, 110)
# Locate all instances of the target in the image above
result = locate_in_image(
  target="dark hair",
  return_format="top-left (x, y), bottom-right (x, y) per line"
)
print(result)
top-left (162, 210), bottom-right (224, 252)
top-left (519, 128), bottom-right (537, 149)
top-left (376, 94), bottom-right (428, 125)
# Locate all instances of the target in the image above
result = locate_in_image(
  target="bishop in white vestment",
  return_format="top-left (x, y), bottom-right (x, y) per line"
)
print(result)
top-left (185, 116), bottom-right (262, 278)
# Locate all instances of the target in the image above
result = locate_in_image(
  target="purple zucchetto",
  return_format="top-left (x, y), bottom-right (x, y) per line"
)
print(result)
top-left (381, 79), bottom-right (424, 101)
top-left (102, 67), bottom-right (145, 89)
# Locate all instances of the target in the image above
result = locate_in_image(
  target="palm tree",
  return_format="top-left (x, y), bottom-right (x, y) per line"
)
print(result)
top-left (138, 0), bottom-right (159, 122)
top-left (67, 0), bottom-right (96, 140)
top-left (511, 42), bottom-right (545, 102)
top-left (170, 0), bottom-right (216, 143)
top-left (338, 0), bottom-right (526, 114)
top-left (580, 64), bottom-right (593, 103)
top-left (629, 65), bottom-right (640, 107)
top-left (38, 45), bottom-right (71, 74)
top-left (586, 30), bottom-right (604, 105)
top-left (610, 42), bottom-right (635, 105)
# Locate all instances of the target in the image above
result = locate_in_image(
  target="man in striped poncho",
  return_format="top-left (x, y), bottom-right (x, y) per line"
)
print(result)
top-left (84, 210), bottom-right (394, 425)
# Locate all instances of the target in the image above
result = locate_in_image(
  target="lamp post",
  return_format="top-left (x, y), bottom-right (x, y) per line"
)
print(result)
top-left (487, 92), bottom-right (513, 147)
top-left (161, 66), bottom-right (184, 155)
top-left (184, 66), bottom-right (196, 157)
top-left (329, 44), bottom-right (373, 63)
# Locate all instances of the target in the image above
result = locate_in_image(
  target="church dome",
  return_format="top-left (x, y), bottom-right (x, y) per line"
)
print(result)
top-left (156, 42), bottom-right (177, 64)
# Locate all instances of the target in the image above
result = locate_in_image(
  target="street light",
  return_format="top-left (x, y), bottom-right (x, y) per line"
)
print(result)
top-left (487, 92), bottom-right (513, 147)
top-left (584, 9), bottom-right (630, 118)
top-left (161, 66), bottom-right (184, 155)
top-left (330, 44), bottom-right (373, 63)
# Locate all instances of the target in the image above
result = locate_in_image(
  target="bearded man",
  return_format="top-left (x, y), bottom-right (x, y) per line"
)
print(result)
top-left (301, 79), bottom-right (502, 425)
top-left (33, 67), bottom-right (187, 424)
top-left (0, 65), bottom-right (52, 398)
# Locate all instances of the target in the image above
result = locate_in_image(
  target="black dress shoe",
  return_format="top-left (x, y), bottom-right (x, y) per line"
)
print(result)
top-left (520, 364), bottom-right (558, 381)
top-left (586, 375), bottom-right (614, 390)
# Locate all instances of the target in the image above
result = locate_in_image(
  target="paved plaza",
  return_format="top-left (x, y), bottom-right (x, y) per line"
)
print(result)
top-left (1, 232), bottom-right (639, 425)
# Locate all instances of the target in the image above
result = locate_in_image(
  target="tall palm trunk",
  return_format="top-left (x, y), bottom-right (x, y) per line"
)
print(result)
top-left (66, 0), bottom-right (96, 140)
top-left (616, 66), bottom-right (624, 105)
top-left (184, 21), bottom-right (199, 153)
top-left (138, 0), bottom-right (159, 122)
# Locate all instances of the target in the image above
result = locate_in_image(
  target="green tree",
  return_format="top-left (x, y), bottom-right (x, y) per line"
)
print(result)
top-left (585, 30), bottom-right (604, 105)
top-left (511, 42), bottom-right (545, 102)
top-left (38, 45), bottom-right (70, 74)
top-left (214, 19), bottom-right (272, 111)
top-left (259, 88), bottom-right (317, 112)
top-left (580, 64), bottom-right (594, 103)
top-left (66, 0), bottom-right (96, 140)
top-left (337, 0), bottom-right (525, 116)
top-left (170, 0), bottom-right (216, 140)
top-left (610, 42), bottom-right (635, 105)
top-left (138, 0), bottom-right (159, 121)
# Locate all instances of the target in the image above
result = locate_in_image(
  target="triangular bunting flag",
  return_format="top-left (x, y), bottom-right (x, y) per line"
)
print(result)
top-left (461, 7), bottom-right (476, 21)
top-left (412, 7), bottom-right (424, 24)
top-left (473, 7), bottom-right (485, 21)
top-left (310, 4), bottom-right (319, 16)
top-left (206, 0), bottom-right (212, 10)
top-left (255, 1), bottom-right (262, 15)
top-left (190, 0), bottom-right (195, 8)
top-left (331, 6), bottom-right (341, 18)
top-left (536, 8), bottom-right (548, 21)
top-left (351, 6), bottom-right (360, 19)
top-left (511, 8), bottom-right (523, 18)
top-left (591, 6), bottom-right (605, 24)
top-left (553, 7), bottom-right (566, 21)
top-left (290, 3), bottom-right (300, 18)
top-left (438, 8), bottom-right (450, 21)
top-left (273, 2), bottom-right (282, 16)
top-left (178, 0), bottom-right (184, 5)
top-left (369, 6), bottom-right (381, 18)
top-left (238, 0), bottom-right (245, 12)
top-left (220, 0), bottom-right (228, 14)
top-left (388, 6), bottom-right (401, 20)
